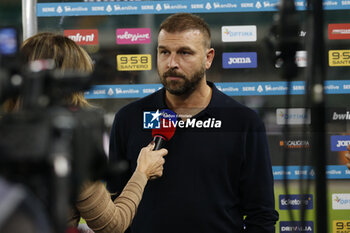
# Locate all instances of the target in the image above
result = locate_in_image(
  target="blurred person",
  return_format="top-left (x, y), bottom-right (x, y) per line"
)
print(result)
top-left (3, 32), bottom-right (92, 112)
top-left (108, 13), bottom-right (278, 233)
top-left (2, 32), bottom-right (168, 233)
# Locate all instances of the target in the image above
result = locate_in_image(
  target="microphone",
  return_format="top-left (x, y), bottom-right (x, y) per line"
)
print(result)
top-left (152, 118), bottom-right (176, 151)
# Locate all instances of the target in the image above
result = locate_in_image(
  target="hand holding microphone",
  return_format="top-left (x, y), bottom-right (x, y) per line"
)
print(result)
top-left (136, 116), bottom-right (175, 179)
top-left (136, 143), bottom-right (168, 179)
top-left (74, 143), bottom-right (168, 233)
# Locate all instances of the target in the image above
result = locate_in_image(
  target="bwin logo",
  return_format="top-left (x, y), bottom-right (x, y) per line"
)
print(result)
top-left (228, 57), bottom-right (252, 64)
top-left (332, 111), bottom-right (350, 120)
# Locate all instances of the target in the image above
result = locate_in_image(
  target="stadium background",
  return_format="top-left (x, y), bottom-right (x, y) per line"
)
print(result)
top-left (1, 0), bottom-right (350, 232)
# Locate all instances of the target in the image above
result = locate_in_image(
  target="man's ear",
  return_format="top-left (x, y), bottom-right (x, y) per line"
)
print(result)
top-left (205, 48), bottom-right (215, 69)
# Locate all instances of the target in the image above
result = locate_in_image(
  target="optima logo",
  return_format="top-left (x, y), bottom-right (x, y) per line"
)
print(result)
top-left (221, 25), bottom-right (257, 42)
top-left (222, 52), bottom-right (257, 69)
top-left (276, 108), bottom-right (311, 125)
top-left (279, 194), bottom-right (313, 210)
top-left (280, 221), bottom-right (314, 232)
top-left (116, 28), bottom-right (151, 44)
top-left (332, 194), bottom-right (350, 209)
top-left (328, 23), bottom-right (350, 40)
top-left (331, 135), bottom-right (350, 151)
top-left (64, 29), bottom-right (98, 45)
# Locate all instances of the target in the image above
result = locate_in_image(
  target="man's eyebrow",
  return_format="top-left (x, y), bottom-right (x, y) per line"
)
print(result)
top-left (158, 45), bottom-right (194, 51)
top-left (178, 46), bottom-right (194, 51)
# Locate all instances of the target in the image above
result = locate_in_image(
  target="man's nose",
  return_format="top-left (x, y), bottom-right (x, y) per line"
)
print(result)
top-left (168, 54), bottom-right (179, 69)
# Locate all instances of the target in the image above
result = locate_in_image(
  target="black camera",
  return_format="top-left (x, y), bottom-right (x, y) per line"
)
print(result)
top-left (0, 28), bottom-right (122, 233)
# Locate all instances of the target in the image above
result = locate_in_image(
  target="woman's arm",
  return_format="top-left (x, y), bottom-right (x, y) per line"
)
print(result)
top-left (72, 144), bottom-right (167, 233)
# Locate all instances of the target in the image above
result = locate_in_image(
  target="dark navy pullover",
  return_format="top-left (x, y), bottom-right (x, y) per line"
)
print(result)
top-left (108, 82), bottom-right (279, 233)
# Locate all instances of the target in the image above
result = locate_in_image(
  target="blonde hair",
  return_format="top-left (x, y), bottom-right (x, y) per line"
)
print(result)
top-left (4, 32), bottom-right (93, 112)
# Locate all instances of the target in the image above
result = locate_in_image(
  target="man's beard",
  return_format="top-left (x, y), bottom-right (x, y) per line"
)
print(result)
top-left (159, 66), bottom-right (206, 96)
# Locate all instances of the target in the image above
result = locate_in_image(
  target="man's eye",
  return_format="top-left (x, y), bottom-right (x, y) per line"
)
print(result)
top-left (160, 51), bottom-right (169, 55)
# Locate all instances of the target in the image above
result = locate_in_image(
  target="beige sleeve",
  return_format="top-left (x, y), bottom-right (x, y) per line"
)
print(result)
top-left (75, 170), bottom-right (148, 233)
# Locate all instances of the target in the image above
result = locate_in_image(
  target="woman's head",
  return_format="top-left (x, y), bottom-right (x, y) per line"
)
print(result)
top-left (3, 32), bottom-right (93, 112)
top-left (21, 32), bottom-right (93, 73)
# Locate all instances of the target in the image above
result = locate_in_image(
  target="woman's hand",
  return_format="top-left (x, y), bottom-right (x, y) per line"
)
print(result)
top-left (136, 143), bottom-right (168, 179)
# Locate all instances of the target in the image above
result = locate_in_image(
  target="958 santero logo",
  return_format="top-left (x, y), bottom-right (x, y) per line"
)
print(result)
top-left (334, 220), bottom-right (350, 233)
top-left (117, 54), bottom-right (151, 71)
top-left (329, 50), bottom-right (350, 66)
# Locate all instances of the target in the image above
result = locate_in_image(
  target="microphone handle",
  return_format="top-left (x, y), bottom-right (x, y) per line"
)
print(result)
top-left (153, 135), bottom-right (166, 151)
